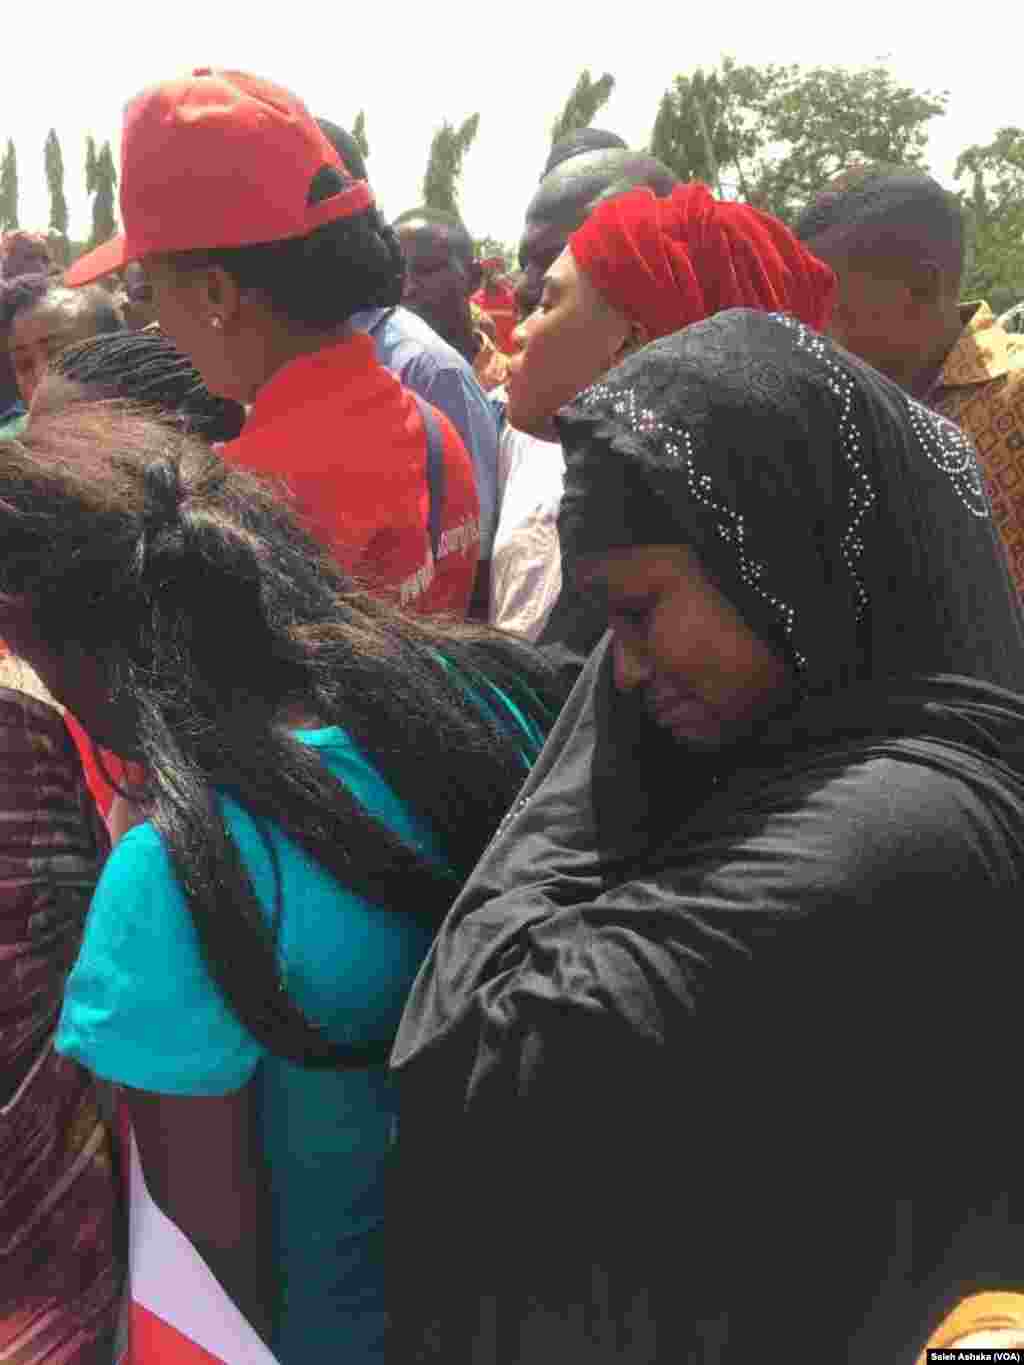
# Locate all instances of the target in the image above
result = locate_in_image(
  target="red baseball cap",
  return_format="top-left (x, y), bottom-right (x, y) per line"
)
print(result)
top-left (66, 68), bottom-right (373, 287)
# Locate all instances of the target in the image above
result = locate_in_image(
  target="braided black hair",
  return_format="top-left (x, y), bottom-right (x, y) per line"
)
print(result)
top-left (167, 166), bottom-right (405, 330)
top-left (50, 331), bottom-right (246, 443)
top-left (0, 400), bottom-right (565, 1068)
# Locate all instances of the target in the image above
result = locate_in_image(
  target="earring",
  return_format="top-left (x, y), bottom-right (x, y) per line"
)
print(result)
top-left (209, 315), bottom-right (223, 331)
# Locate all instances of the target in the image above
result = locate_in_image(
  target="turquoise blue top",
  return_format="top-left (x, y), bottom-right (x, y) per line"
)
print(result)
top-left (56, 704), bottom-right (544, 1364)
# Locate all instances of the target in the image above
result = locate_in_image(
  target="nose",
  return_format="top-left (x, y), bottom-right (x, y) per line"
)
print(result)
top-left (612, 633), bottom-right (654, 693)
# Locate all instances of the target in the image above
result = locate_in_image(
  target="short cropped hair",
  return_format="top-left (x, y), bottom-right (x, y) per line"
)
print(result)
top-left (392, 207), bottom-right (475, 269)
top-left (794, 164), bottom-right (964, 279)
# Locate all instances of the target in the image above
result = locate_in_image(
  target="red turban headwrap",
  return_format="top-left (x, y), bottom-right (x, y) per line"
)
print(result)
top-left (569, 182), bottom-right (835, 338)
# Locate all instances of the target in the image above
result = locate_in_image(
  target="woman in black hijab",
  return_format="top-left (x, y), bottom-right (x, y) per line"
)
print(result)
top-left (390, 310), bottom-right (1024, 1364)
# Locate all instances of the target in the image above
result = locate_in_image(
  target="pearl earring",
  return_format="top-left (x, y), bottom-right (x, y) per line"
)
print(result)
top-left (210, 315), bottom-right (223, 331)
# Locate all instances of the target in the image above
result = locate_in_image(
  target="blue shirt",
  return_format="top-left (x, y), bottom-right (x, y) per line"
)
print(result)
top-left (55, 716), bottom-right (538, 1364)
top-left (352, 307), bottom-right (499, 557)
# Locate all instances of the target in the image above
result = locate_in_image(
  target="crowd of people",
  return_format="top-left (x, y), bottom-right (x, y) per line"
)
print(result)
top-left (2, 65), bottom-right (1024, 1365)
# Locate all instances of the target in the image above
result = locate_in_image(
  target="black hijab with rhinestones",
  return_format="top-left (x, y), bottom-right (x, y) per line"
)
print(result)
top-left (389, 310), bottom-right (1024, 1365)
top-left (556, 307), bottom-right (1024, 694)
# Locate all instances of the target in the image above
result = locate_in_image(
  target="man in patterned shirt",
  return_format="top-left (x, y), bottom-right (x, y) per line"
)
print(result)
top-left (796, 164), bottom-right (1024, 597)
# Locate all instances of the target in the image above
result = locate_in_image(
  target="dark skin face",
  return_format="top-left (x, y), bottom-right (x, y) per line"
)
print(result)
top-left (805, 238), bottom-right (964, 397)
top-left (506, 246), bottom-right (639, 439)
top-left (517, 210), bottom-right (582, 320)
top-left (518, 150), bottom-right (678, 319)
top-left (578, 544), bottom-right (793, 750)
top-left (7, 293), bottom-right (113, 405)
top-left (396, 220), bottom-right (481, 360)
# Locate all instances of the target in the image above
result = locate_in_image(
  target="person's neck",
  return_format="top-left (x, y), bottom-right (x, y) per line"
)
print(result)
top-left (247, 321), bottom-right (354, 403)
top-left (904, 303), bottom-right (966, 400)
top-left (444, 311), bottom-right (481, 366)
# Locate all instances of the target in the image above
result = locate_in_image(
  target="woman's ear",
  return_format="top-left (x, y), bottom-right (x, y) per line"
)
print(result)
top-left (614, 320), bottom-right (650, 363)
top-left (203, 266), bottom-right (243, 329)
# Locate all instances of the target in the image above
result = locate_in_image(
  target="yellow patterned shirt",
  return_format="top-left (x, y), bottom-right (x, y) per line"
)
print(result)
top-left (930, 302), bottom-right (1024, 597)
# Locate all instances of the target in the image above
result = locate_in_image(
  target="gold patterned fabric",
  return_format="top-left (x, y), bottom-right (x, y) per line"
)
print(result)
top-left (931, 302), bottom-right (1024, 597)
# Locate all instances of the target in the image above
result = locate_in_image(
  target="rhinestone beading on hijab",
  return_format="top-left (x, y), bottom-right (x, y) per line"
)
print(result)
top-left (555, 309), bottom-right (1020, 698)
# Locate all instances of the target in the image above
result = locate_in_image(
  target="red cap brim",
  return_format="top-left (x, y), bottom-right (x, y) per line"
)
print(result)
top-left (64, 234), bottom-right (132, 287)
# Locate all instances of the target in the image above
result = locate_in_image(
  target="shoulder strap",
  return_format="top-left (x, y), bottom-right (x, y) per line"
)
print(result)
top-left (411, 393), bottom-right (447, 562)
top-left (366, 306), bottom-right (398, 338)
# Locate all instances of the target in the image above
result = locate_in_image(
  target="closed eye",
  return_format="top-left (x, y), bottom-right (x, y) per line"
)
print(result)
top-left (610, 600), bottom-right (654, 629)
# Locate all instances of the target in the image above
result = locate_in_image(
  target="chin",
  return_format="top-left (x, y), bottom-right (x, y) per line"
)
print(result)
top-left (506, 399), bottom-right (557, 440)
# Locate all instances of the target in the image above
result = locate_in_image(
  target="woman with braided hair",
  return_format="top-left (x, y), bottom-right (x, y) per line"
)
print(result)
top-left (30, 330), bottom-right (246, 826)
top-left (0, 398), bottom-right (561, 1363)
top-left (42, 328), bottom-right (247, 445)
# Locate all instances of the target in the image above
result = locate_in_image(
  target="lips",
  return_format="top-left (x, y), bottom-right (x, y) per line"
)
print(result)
top-left (650, 691), bottom-right (719, 740)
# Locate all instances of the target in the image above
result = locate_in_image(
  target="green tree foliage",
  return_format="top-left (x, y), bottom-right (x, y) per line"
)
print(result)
top-left (956, 128), bottom-right (1024, 316)
top-left (85, 135), bottom-right (97, 195)
top-left (422, 115), bottom-right (480, 215)
top-left (755, 62), bottom-right (947, 220)
top-left (0, 139), bottom-right (19, 231)
top-left (474, 235), bottom-right (517, 272)
top-left (353, 111), bottom-right (369, 160)
top-left (550, 70), bottom-right (616, 147)
top-left (44, 130), bottom-right (68, 256)
top-left (650, 58), bottom-right (948, 221)
top-left (651, 59), bottom-right (763, 198)
top-left (89, 140), bottom-right (118, 247)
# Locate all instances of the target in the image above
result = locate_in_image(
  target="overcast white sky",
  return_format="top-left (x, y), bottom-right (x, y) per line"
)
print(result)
top-left (4, 3), bottom-right (1020, 249)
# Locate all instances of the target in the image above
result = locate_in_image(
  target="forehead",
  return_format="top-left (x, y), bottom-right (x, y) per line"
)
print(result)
top-left (577, 544), bottom-right (699, 593)
top-left (397, 220), bottom-right (453, 256)
top-left (807, 240), bottom-right (914, 294)
top-left (8, 295), bottom-right (83, 346)
top-left (519, 211), bottom-right (578, 272)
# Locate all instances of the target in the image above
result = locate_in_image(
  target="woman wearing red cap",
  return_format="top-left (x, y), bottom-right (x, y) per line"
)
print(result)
top-left (494, 182), bottom-right (835, 671)
top-left (67, 69), bottom-right (481, 617)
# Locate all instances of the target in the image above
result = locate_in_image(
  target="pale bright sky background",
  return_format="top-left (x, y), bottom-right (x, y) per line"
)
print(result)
top-left (4, 3), bottom-right (1020, 251)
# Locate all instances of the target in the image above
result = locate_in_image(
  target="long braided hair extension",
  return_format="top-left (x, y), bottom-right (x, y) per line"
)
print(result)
top-left (46, 330), bottom-right (247, 444)
top-left (0, 401), bottom-right (565, 1067)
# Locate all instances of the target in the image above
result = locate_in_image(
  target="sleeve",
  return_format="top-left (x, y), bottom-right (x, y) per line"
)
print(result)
top-left (418, 363), bottom-right (500, 558)
top-left (55, 823), bottom-right (263, 1096)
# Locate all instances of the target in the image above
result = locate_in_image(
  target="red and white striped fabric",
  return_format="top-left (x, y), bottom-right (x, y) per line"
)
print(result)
top-left (121, 1108), bottom-right (279, 1364)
